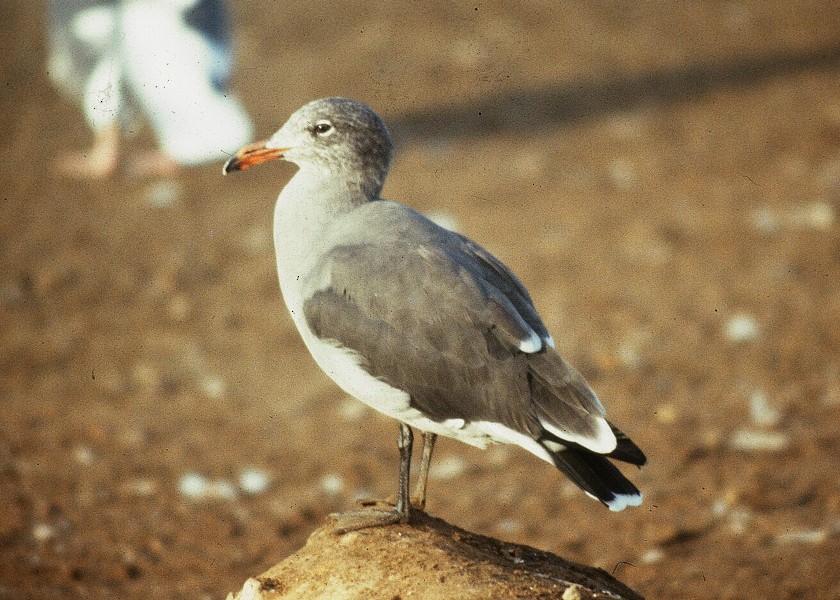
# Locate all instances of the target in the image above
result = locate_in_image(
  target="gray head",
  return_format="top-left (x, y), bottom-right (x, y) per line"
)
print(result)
top-left (224, 98), bottom-right (393, 199)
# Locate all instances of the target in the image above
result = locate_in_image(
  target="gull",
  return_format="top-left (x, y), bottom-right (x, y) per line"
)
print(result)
top-left (223, 97), bottom-right (646, 531)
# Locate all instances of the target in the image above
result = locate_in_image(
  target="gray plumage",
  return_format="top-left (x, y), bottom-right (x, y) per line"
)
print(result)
top-left (225, 97), bottom-right (645, 513)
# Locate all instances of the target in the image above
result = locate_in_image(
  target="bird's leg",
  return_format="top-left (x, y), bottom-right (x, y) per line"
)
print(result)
top-left (54, 122), bottom-right (120, 180)
top-left (394, 422), bottom-right (413, 519)
top-left (412, 432), bottom-right (437, 511)
top-left (331, 423), bottom-right (414, 534)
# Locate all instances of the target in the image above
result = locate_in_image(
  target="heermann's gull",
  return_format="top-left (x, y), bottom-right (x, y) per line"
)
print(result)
top-left (223, 97), bottom-right (646, 531)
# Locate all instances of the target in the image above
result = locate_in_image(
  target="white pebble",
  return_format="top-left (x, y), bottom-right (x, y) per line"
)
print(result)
top-left (73, 445), bottom-right (95, 465)
top-left (749, 390), bottom-right (781, 427)
top-left (239, 468), bottom-right (271, 495)
top-left (729, 428), bottom-right (790, 452)
top-left (776, 529), bottom-right (828, 545)
top-left (640, 547), bottom-right (665, 564)
top-left (725, 313), bottom-right (761, 342)
top-left (320, 473), bottom-right (345, 496)
top-left (179, 473), bottom-right (208, 499)
top-left (32, 523), bottom-right (55, 543)
top-left (200, 375), bottom-right (226, 400)
top-left (429, 456), bottom-right (467, 481)
top-left (750, 207), bottom-right (780, 234)
top-left (789, 201), bottom-right (835, 230)
top-left (496, 518), bottom-right (522, 534)
top-left (178, 473), bottom-right (237, 500)
top-left (728, 507), bottom-right (752, 534)
top-left (338, 397), bottom-right (367, 422)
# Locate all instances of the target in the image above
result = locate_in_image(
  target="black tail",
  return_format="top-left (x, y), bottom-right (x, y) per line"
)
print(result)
top-left (607, 423), bottom-right (647, 466)
top-left (548, 446), bottom-right (644, 511)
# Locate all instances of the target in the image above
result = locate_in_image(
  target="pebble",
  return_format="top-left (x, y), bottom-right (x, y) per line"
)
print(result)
top-left (319, 473), bottom-right (345, 496)
top-left (239, 468), bottom-right (271, 495)
top-left (32, 523), bottom-right (55, 543)
top-left (178, 473), bottom-right (238, 501)
top-left (199, 375), bottom-right (227, 400)
top-left (429, 456), bottom-right (467, 481)
top-left (750, 202), bottom-right (835, 233)
top-left (73, 445), bottom-right (95, 465)
top-left (640, 547), bottom-right (665, 564)
top-left (728, 507), bottom-right (752, 535)
top-left (562, 583), bottom-right (583, 600)
top-left (724, 313), bottom-right (761, 342)
top-left (729, 428), bottom-right (790, 452)
top-left (775, 529), bottom-right (828, 545)
top-left (338, 397), bottom-right (367, 421)
top-left (748, 390), bottom-right (781, 427)
top-left (495, 518), bottom-right (522, 534)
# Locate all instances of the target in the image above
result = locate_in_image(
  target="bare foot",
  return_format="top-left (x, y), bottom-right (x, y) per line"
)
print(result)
top-left (330, 507), bottom-right (407, 534)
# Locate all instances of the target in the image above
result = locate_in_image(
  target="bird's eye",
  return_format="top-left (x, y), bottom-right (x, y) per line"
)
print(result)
top-left (313, 120), bottom-right (334, 136)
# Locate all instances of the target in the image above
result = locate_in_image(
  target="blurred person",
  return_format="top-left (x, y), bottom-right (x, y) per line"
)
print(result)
top-left (47, 0), bottom-right (253, 178)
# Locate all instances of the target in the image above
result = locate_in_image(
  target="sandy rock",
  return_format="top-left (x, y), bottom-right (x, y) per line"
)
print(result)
top-left (226, 511), bottom-right (643, 600)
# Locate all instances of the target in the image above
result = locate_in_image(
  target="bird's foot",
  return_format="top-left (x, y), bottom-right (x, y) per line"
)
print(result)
top-left (53, 148), bottom-right (119, 180)
top-left (330, 506), bottom-right (409, 534)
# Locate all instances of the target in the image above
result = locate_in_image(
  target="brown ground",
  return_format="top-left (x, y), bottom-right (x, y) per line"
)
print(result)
top-left (2, 2), bottom-right (840, 599)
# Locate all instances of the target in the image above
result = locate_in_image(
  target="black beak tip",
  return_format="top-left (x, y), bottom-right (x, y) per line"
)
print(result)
top-left (222, 158), bottom-right (238, 175)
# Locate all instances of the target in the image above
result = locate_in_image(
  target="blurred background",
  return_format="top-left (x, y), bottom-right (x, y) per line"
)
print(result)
top-left (2, 1), bottom-right (840, 598)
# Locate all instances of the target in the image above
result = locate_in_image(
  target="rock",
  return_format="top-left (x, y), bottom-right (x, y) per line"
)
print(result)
top-left (226, 510), bottom-right (643, 600)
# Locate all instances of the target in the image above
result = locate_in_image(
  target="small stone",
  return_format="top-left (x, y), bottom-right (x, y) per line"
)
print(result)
top-left (200, 375), bottom-right (226, 400)
top-left (562, 583), bottom-right (583, 600)
top-left (429, 456), bottom-right (467, 481)
top-left (750, 207), bottom-right (779, 234)
top-left (73, 445), bottom-right (95, 465)
top-left (724, 313), bottom-right (761, 342)
top-left (788, 201), bottom-right (834, 230)
top-left (728, 507), bottom-right (752, 535)
top-left (495, 518), bottom-right (521, 534)
top-left (640, 547), bottom-right (665, 564)
top-left (776, 529), bottom-right (828, 545)
top-left (239, 468), bottom-right (271, 495)
top-left (319, 474), bottom-right (345, 496)
top-left (729, 428), bottom-right (790, 452)
top-left (748, 390), bottom-right (781, 427)
top-left (32, 523), bottom-right (55, 543)
top-left (179, 473), bottom-right (208, 499)
top-left (338, 398), bottom-right (367, 421)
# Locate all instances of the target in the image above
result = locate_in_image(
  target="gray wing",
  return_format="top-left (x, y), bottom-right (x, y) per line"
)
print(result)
top-left (302, 204), bottom-right (611, 445)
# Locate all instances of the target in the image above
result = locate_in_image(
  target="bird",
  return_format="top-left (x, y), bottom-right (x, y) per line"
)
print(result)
top-left (223, 97), bottom-right (646, 532)
top-left (47, 0), bottom-right (253, 178)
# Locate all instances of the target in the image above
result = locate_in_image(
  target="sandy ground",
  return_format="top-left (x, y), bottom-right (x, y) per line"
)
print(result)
top-left (2, 2), bottom-right (840, 598)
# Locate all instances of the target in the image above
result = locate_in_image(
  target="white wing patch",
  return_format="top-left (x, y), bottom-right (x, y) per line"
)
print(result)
top-left (518, 330), bottom-right (543, 353)
top-left (540, 416), bottom-right (617, 454)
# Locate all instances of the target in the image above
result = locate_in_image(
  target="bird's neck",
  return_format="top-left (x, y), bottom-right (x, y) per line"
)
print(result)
top-left (272, 164), bottom-right (373, 302)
